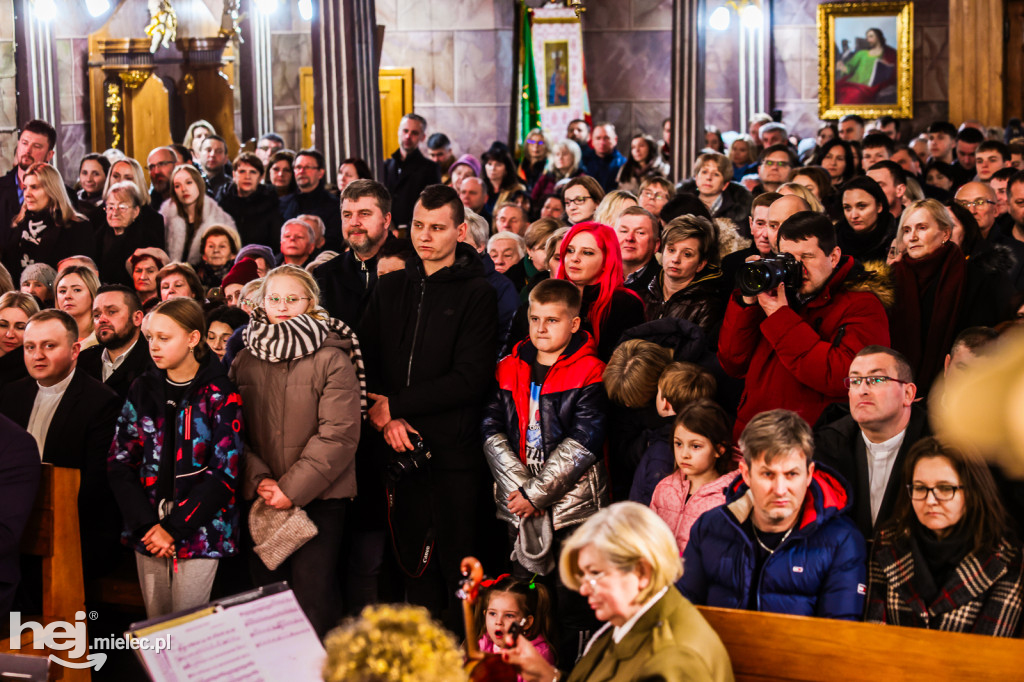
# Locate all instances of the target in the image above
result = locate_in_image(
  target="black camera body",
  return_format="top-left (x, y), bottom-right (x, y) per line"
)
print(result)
top-left (386, 433), bottom-right (432, 481)
top-left (737, 253), bottom-right (803, 296)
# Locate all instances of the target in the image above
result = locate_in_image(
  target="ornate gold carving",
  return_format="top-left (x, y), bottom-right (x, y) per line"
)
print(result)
top-left (220, 0), bottom-right (244, 44)
top-left (817, 1), bottom-right (914, 120)
top-left (118, 70), bottom-right (150, 90)
top-left (567, 0), bottom-right (585, 17)
top-left (144, 0), bottom-right (178, 54)
top-left (180, 73), bottom-right (195, 95)
top-left (105, 82), bottom-right (122, 150)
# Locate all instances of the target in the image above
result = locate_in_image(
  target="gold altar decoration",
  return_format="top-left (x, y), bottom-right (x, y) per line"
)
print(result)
top-left (118, 69), bottom-right (150, 90)
top-left (220, 0), bottom-right (244, 45)
top-left (144, 0), bottom-right (178, 53)
top-left (105, 83), bottom-right (122, 149)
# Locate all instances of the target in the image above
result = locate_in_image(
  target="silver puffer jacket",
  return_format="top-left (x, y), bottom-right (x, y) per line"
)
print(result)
top-left (484, 433), bottom-right (609, 531)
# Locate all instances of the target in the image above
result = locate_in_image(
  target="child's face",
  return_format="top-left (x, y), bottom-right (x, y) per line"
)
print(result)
top-left (673, 424), bottom-right (719, 478)
top-left (528, 301), bottom-right (580, 356)
top-left (484, 593), bottom-right (530, 647)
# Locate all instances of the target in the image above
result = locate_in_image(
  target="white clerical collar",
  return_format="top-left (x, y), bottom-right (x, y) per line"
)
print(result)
top-left (37, 367), bottom-right (75, 395)
top-left (862, 428), bottom-right (906, 457)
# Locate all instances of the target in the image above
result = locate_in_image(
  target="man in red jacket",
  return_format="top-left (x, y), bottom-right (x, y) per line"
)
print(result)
top-left (718, 211), bottom-right (890, 438)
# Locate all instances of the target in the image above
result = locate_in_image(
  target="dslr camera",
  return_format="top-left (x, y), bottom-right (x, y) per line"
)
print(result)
top-left (386, 433), bottom-right (432, 481)
top-left (737, 253), bottom-right (803, 297)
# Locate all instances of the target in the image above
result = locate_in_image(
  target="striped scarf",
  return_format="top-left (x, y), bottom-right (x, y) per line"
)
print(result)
top-left (243, 307), bottom-right (368, 415)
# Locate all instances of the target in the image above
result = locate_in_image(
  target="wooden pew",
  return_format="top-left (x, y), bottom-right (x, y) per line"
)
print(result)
top-left (698, 605), bottom-right (1024, 681)
top-left (0, 465), bottom-right (90, 682)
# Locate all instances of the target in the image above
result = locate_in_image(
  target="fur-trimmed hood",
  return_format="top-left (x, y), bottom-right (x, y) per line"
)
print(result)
top-left (843, 258), bottom-right (895, 310)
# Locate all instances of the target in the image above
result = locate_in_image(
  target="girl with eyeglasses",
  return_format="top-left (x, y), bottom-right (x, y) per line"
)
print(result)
top-left (866, 437), bottom-right (1024, 636)
top-left (229, 264), bottom-right (366, 637)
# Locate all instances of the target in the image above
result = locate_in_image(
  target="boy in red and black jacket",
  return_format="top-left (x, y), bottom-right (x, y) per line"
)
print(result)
top-left (482, 278), bottom-right (609, 663)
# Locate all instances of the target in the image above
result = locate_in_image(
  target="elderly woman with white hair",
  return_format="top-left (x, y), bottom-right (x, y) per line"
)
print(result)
top-left (532, 139), bottom-right (585, 206)
top-left (504, 502), bottom-right (734, 682)
top-left (488, 231), bottom-right (528, 290)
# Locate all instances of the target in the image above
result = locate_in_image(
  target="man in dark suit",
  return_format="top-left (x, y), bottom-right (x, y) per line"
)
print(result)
top-left (0, 415), bottom-right (42, 618)
top-left (78, 285), bottom-right (151, 399)
top-left (0, 310), bottom-right (123, 580)
top-left (384, 113), bottom-right (441, 229)
top-left (314, 179), bottom-right (394, 327)
top-left (815, 345), bottom-right (929, 541)
top-left (0, 120), bottom-right (57, 248)
top-left (279, 149), bottom-right (343, 251)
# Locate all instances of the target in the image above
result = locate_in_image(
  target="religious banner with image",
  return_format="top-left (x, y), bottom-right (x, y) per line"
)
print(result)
top-left (530, 5), bottom-right (590, 139)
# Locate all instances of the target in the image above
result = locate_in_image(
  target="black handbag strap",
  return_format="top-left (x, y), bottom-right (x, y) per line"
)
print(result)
top-left (385, 475), bottom-right (436, 578)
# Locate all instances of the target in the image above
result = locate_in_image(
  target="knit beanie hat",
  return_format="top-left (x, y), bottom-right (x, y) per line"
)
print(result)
top-left (236, 244), bottom-right (276, 268)
top-left (450, 154), bottom-right (482, 178)
top-left (20, 262), bottom-right (57, 289)
top-left (221, 257), bottom-right (260, 290)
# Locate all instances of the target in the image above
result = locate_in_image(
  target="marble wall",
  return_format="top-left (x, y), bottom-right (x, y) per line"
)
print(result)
top-left (708, 0), bottom-right (950, 140)
top-left (0, 0), bottom-right (16, 176)
top-left (375, 0), bottom-right (514, 158)
top-left (581, 0), bottom-right (673, 151)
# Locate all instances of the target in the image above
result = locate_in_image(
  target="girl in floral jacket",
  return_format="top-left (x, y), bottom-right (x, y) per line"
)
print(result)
top-left (109, 297), bottom-right (243, 618)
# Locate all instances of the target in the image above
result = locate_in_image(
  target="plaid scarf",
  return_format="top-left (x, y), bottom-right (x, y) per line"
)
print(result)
top-left (243, 307), bottom-right (368, 415)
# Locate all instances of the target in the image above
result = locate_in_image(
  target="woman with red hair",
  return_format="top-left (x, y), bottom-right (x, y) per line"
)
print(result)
top-left (556, 221), bottom-right (645, 361)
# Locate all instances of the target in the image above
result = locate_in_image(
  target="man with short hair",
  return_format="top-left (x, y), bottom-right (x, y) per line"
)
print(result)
top-left (616, 206), bottom-right (661, 297)
top-left (217, 152), bottom-right (284, 248)
top-left (459, 176), bottom-right (491, 225)
top-left (866, 161), bottom-right (908, 220)
top-left (839, 114), bottom-right (865, 142)
top-left (758, 122), bottom-right (788, 149)
top-left (993, 171), bottom-right (1024, 291)
top-left (359, 184), bottom-right (497, 629)
top-left (680, 409), bottom-right (867, 620)
top-left (719, 212), bottom-right (890, 437)
top-left (720, 192), bottom-right (782, 296)
top-left (925, 121), bottom-right (957, 165)
top-left (990, 166), bottom-right (1016, 217)
top-left (861, 133), bottom-right (894, 169)
top-left (315, 180), bottom-right (395, 327)
top-left (583, 123), bottom-right (627, 192)
top-left (494, 203), bottom-right (528, 236)
top-left (954, 126), bottom-right (985, 183)
top-left (873, 115), bottom-right (899, 141)
top-left (384, 113), bottom-right (442, 229)
top-left (255, 132), bottom-right (285, 166)
top-left (815, 346), bottom-right (929, 540)
top-left (891, 146), bottom-right (921, 177)
top-left (280, 149), bottom-right (342, 251)
top-left (975, 141), bottom-right (1012, 182)
top-left (0, 310), bottom-right (123, 579)
top-left (566, 119), bottom-right (590, 148)
top-left (748, 113), bottom-right (773, 148)
top-left (0, 120), bottom-right (56, 238)
top-left (78, 285), bottom-right (152, 399)
top-left (146, 146), bottom-right (178, 205)
top-left (426, 132), bottom-right (456, 182)
top-left (278, 218), bottom-right (316, 267)
top-left (754, 144), bottom-right (797, 195)
top-left (200, 135), bottom-right (231, 196)
top-left (954, 182), bottom-right (998, 240)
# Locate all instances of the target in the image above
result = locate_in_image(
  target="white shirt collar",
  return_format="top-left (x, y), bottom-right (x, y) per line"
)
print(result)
top-left (861, 428), bottom-right (906, 457)
top-left (101, 337), bottom-right (139, 368)
top-left (36, 367), bottom-right (75, 395)
top-left (612, 586), bottom-right (669, 644)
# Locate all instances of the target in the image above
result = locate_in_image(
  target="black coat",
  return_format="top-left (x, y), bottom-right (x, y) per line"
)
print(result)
top-left (359, 242), bottom-right (497, 470)
top-left (314, 235), bottom-right (394, 328)
top-left (835, 210), bottom-right (896, 264)
top-left (216, 182), bottom-right (284, 248)
top-left (814, 404), bottom-right (931, 542)
top-left (0, 351), bottom-right (28, 391)
top-left (2, 211), bottom-right (94, 280)
top-left (93, 215), bottom-right (166, 286)
top-left (279, 186), bottom-right (342, 251)
top-left (77, 336), bottom-right (154, 400)
top-left (624, 259), bottom-right (661, 299)
top-left (0, 168), bottom-right (20, 239)
top-left (0, 369), bottom-right (123, 578)
top-left (643, 266), bottom-right (726, 345)
top-left (0, 414), bottom-right (41, 616)
top-left (383, 148), bottom-right (441, 229)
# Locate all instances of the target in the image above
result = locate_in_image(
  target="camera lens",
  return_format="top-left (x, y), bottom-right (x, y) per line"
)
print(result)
top-left (738, 261), bottom-right (774, 296)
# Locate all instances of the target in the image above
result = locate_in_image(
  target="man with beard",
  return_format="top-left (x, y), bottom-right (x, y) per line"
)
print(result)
top-left (78, 285), bottom-right (152, 399)
top-left (314, 180), bottom-right (394, 327)
top-left (0, 120), bottom-right (56, 241)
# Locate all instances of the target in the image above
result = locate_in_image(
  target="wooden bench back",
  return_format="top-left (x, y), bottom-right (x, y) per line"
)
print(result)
top-left (698, 605), bottom-right (1024, 680)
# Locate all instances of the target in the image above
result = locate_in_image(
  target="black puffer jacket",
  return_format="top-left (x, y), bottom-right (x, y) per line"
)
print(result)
top-left (359, 242), bottom-right (498, 470)
top-left (644, 265), bottom-right (726, 344)
top-left (216, 182), bottom-right (284, 248)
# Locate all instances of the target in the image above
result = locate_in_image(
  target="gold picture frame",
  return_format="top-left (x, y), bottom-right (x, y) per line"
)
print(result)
top-left (817, 1), bottom-right (913, 120)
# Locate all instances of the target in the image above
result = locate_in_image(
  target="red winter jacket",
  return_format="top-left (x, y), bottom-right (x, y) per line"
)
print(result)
top-left (718, 256), bottom-right (890, 438)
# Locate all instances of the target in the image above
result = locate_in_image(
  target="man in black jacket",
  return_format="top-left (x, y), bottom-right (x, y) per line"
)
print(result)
top-left (314, 179), bottom-right (394, 327)
top-left (359, 184), bottom-right (497, 629)
top-left (0, 310), bottom-right (123, 580)
top-left (814, 345), bottom-right (929, 541)
top-left (78, 285), bottom-right (152, 399)
top-left (384, 114), bottom-right (441, 229)
top-left (280, 149), bottom-right (342, 251)
top-left (216, 152), bottom-right (284, 248)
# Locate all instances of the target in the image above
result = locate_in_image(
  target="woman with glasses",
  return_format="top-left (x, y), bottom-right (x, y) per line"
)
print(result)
top-left (531, 139), bottom-right (585, 207)
top-left (866, 437), bottom-right (1024, 636)
top-left (562, 176), bottom-right (605, 226)
top-left (503, 502), bottom-right (734, 681)
top-left (229, 264), bottom-right (365, 637)
top-left (95, 181), bottom-right (166, 286)
top-left (889, 199), bottom-right (1011, 393)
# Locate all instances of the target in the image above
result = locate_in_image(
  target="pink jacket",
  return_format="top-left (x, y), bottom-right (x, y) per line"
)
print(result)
top-left (650, 469), bottom-right (740, 555)
top-left (479, 634), bottom-right (554, 682)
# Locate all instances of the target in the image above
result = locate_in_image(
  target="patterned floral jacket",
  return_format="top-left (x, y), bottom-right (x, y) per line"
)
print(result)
top-left (108, 356), bottom-right (243, 559)
top-left (866, 526), bottom-right (1024, 636)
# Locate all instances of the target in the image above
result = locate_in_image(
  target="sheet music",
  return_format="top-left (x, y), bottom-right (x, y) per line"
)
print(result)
top-left (135, 590), bottom-right (325, 681)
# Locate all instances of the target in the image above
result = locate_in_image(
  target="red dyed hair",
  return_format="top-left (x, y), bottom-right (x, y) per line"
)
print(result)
top-left (556, 221), bottom-right (635, 345)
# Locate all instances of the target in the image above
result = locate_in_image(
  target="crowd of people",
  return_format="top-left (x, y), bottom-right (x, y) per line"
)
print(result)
top-left (1, 109), bottom-right (1024, 680)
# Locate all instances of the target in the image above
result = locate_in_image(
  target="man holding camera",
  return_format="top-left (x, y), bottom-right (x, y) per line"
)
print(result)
top-left (718, 212), bottom-right (891, 438)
